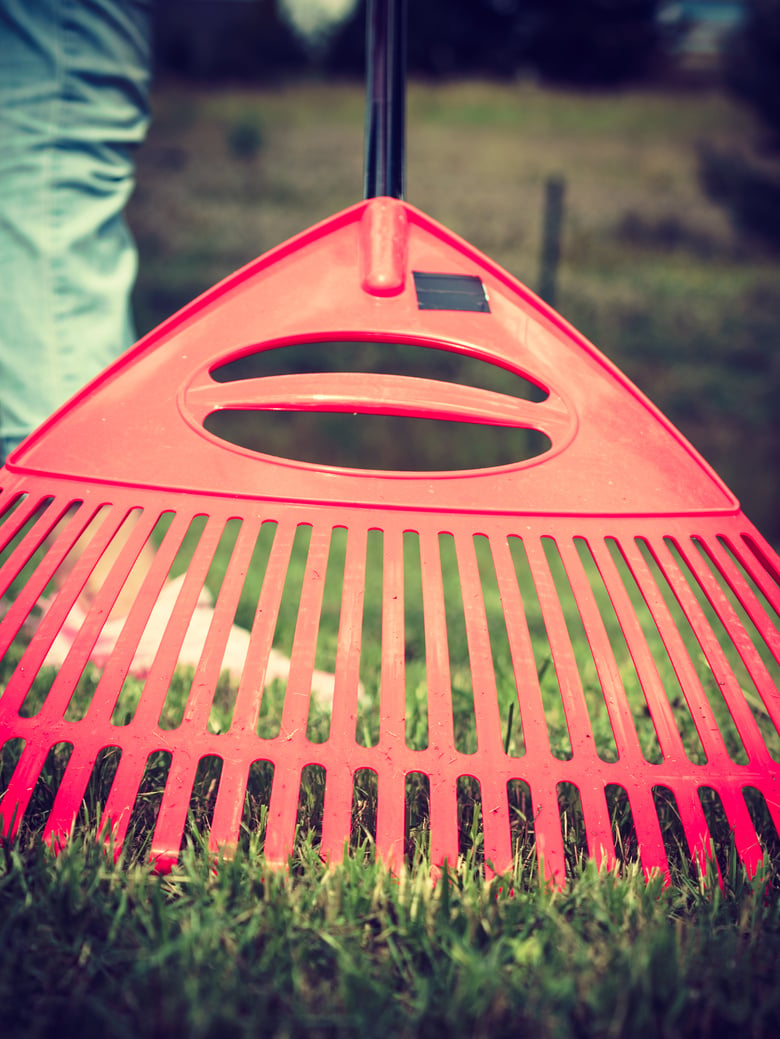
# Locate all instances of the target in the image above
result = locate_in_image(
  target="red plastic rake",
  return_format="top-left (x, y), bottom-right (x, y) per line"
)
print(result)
top-left (2, 1), bottom-right (779, 884)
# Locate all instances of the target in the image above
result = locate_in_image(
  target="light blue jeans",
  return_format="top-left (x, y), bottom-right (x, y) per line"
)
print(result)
top-left (0, 0), bottom-right (152, 466)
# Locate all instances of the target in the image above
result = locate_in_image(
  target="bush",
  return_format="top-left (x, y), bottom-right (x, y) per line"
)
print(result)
top-left (526, 0), bottom-right (665, 87)
top-left (722, 0), bottom-right (780, 146)
top-left (699, 142), bottom-right (780, 247)
top-left (700, 0), bottom-right (780, 248)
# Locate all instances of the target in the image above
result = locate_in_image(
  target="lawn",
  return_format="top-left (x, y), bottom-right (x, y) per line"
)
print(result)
top-left (1, 77), bottom-right (780, 1037)
top-left (2, 835), bottom-right (779, 1038)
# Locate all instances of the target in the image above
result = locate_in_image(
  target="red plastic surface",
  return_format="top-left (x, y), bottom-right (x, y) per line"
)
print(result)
top-left (1, 197), bottom-right (779, 884)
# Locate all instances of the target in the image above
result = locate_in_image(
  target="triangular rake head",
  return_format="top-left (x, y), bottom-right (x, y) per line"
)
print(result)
top-left (2, 198), bottom-right (779, 885)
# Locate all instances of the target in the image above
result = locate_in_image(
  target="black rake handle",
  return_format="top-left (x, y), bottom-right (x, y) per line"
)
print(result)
top-left (364, 0), bottom-right (407, 200)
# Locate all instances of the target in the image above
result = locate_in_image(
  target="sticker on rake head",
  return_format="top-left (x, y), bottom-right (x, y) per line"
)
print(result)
top-left (183, 339), bottom-right (574, 473)
top-left (413, 272), bottom-right (490, 313)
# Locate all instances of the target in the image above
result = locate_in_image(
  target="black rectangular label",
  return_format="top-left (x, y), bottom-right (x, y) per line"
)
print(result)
top-left (413, 272), bottom-right (490, 312)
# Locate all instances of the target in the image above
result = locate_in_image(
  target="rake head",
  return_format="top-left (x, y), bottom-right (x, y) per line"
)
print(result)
top-left (1, 198), bottom-right (779, 884)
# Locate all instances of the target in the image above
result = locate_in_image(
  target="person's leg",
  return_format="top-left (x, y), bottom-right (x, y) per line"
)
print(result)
top-left (0, 2), bottom-right (339, 701)
top-left (0, 0), bottom-right (153, 466)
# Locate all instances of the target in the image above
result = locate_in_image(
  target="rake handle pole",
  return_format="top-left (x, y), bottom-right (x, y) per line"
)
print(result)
top-left (364, 0), bottom-right (407, 200)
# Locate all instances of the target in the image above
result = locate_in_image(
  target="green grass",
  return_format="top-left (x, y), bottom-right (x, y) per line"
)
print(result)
top-left (1, 830), bottom-right (779, 1038)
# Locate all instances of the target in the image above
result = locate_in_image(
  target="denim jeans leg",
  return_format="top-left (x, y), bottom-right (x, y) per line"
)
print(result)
top-left (0, 0), bottom-right (153, 466)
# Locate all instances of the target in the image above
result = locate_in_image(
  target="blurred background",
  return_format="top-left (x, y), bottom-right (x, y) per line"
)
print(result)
top-left (126, 0), bottom-right (780, 541)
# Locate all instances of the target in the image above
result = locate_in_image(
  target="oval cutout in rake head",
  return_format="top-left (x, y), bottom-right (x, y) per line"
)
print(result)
top-left (202, 336), bottom-right (554, 472)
